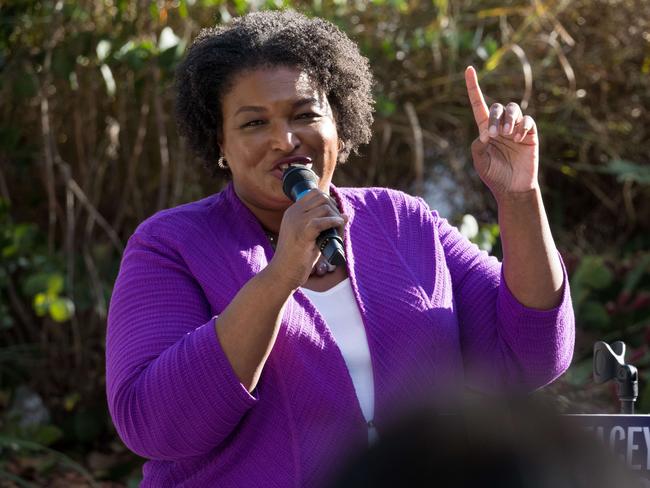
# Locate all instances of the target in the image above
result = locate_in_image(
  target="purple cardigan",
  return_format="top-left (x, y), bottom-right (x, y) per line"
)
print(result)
top-left (106, 183), bottom-right (574, 487)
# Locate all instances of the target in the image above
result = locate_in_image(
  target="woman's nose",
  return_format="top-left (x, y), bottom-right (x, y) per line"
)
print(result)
top-left (270, 122), bottom-right (300, 152)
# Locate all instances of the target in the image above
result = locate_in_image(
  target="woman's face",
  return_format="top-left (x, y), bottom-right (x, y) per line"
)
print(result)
top-left (220, 66), bottom-right (340, 216)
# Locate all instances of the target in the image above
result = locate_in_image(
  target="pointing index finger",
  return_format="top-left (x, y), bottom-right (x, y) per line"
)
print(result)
top-left (465, 66), bottom-right (489, 133)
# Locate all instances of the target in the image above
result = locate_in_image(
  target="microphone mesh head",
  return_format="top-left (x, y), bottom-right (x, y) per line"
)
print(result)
top-left (282, 165), bottom-right (319, 200)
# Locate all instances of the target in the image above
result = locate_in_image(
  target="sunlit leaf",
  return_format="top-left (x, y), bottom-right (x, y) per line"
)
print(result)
top-left (375, 96), bottom-right (396, 116)
top-left (642, 56), bottom-right (650, 74)
top-left (218, 4), bottom-right (232, 22)
top-left (233, 0), bottom-right (248, 15)
top-left (158, 27), bottom-right (180, 51)
top-left (31, 425), bottom-right (63, 446)
top-left (485, 48), bottom-right (505, 72)
top-left (33, 293), bottom-right (49, 317)
top-left (475, 228), bottom-right (495, 252)
top-left (381, 38), bottom-right (395, 59)
top-left (115, 40), bottom-right (155, 71)
top-left (2, 244), bottom-right (17, 258)
top-left (64, 392), bottom-right (81, 412)
top-left (580, 301), bottom-right (610, 330)
top-left (49, 297), bottom-right (75, 322)
top-left (149, 2), bottom-right (159, 22)
top-left (96, 40), bottom-right (111, 62)
top-left (477, 6), bottom-right (529, 18)
top-left (560, 165), bottom-right (577, 177)
top-left (572, 256), bottom-right (613, 290)
top-left (483, 37), bottom-right (498, 57)
top-left (100, 64), bottom-right (116, 97)
top-left (179, 0), bottom-right (188, 18)
top-left (23, 273), bottom-right (51, 296)
top-left (459, 214), bottom-right (478, 240)
top-left (605, 160), bottom-right (650, 185)
top-left (46, 274), bottom-right (64, 296)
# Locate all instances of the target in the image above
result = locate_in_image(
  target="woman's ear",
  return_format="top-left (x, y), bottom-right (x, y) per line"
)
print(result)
top-left (216, 131), bottom-right (224, 153)
top-left (337, 139), bottom-right (350, 163)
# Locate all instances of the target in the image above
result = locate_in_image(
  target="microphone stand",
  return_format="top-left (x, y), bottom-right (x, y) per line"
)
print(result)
top-left (593, 341), bottom-right (639, 414)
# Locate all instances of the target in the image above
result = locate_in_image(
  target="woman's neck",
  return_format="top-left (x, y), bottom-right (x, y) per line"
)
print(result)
top-left (247, 205), bottom-right (285, 235)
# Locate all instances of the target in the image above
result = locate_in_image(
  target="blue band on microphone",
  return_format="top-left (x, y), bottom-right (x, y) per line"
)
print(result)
top-left (295, 189), bottom-right (311, 200)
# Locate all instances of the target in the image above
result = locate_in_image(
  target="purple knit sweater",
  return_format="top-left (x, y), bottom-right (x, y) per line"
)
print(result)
top-left (106, 183), bottom-right (574, 487)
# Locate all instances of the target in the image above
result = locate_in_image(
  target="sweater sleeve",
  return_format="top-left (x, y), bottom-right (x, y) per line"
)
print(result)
top-left (434, 213), bottom-right (575, 390)
top-left (106, 230), bottom-right (257, 461)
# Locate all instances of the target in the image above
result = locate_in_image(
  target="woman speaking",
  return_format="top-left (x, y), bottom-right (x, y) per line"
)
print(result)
top-left (106, 10), bottom-right (574, 487)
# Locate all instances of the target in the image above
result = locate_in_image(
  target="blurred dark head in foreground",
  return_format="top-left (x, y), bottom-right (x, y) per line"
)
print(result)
top-left (330, 399), bottom-right (641, 488)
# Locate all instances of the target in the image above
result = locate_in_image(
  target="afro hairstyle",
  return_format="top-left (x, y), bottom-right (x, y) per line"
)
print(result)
top-left (175, 9), bottom-right (375, 172)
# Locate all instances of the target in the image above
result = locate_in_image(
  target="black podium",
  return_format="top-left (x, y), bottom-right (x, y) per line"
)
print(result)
top-left (567, 341), bottom-right (649, 485)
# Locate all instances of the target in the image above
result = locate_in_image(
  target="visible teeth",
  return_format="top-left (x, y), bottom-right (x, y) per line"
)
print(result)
top-left (277, 162), bottom-right (313, 171)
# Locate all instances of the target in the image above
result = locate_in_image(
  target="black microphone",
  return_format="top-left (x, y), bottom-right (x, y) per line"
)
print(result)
top-left (282, 165), bottom-right (346, 266)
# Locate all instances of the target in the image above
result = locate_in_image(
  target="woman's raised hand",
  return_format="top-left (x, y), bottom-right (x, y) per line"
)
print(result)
top-left (465, 66), bottom-right (539, 199)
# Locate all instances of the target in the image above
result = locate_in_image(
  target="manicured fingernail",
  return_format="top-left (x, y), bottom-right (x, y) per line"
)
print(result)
top-left (503, 123), bottom-right (510, 133)
top-left (489, 125), bottom-right (497, 136)
top-left (514, 133), bottom-right (522, 142)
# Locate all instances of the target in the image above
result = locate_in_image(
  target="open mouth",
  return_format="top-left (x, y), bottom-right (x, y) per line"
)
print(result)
top-left (272, 156), bottom-right (315, 179)
top-left (275, 156), bottom-right (313, 171)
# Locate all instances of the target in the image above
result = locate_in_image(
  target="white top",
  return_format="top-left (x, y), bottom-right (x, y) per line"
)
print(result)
top-left (301, 278), bottom-right (378, 443)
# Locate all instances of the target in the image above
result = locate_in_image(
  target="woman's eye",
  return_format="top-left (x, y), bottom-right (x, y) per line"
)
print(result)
top-left (297, 112), bottom-right (320, 120)
top-left (242, 119), bottom-right (265, 128)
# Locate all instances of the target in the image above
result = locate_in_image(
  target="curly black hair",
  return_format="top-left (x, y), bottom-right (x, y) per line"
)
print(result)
top-left (175, 10), bottom-right (375, 172)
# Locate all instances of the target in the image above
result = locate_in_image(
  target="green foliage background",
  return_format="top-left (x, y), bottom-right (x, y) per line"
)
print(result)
top-left (1, 0), bottom-right (649, 485)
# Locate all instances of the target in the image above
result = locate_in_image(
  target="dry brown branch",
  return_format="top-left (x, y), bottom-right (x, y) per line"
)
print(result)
top-left (79, 77), bottom-right (102, 204)
top-left (0, 160), bottom-right (11, 204)
top-left (538, 33), bottom-right (576, 94)
top-left (404, 102), bottom-right (424, 196)
top-left (73, 72), bottom-right (87, 187)
top-left (88, 117), bottom-right (119, 215)
top-left (153, 67), bottom-right (171, 211)
top-left (82, 116), bottom-right (119, 244)
top-left (366, 132), bottom-right (379, 186)
top-left (58, 162), bottom-right (82, 368)
top-left (541, 0), bottom-right (576, 47)
top-left (379, 120), bottom-right (393, 156)
top-left (83, 246), bottom-right (107, 320)
top-left (387, 122), bottom-right (449, 150)
top-left (55, 158), bottom-right (124, 254)
top-left (172, 137), bottom-right (187, 206)
top-left (582, 175), bottom-right (618, 215)
top-left (113, 82), bottom-right (150, 225)
top-left (114, 83), bottom-right (150, 230)
top-left (38, 58), bottom-right (57, 254)
top-left (422, 129), bottom-right (450, 150)
top-left (622, 179), bottom-right (636, 226)
top-left (4, 272), bottom-right (39, 340)
top-left (510, 44), bottom-right (533, 110)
